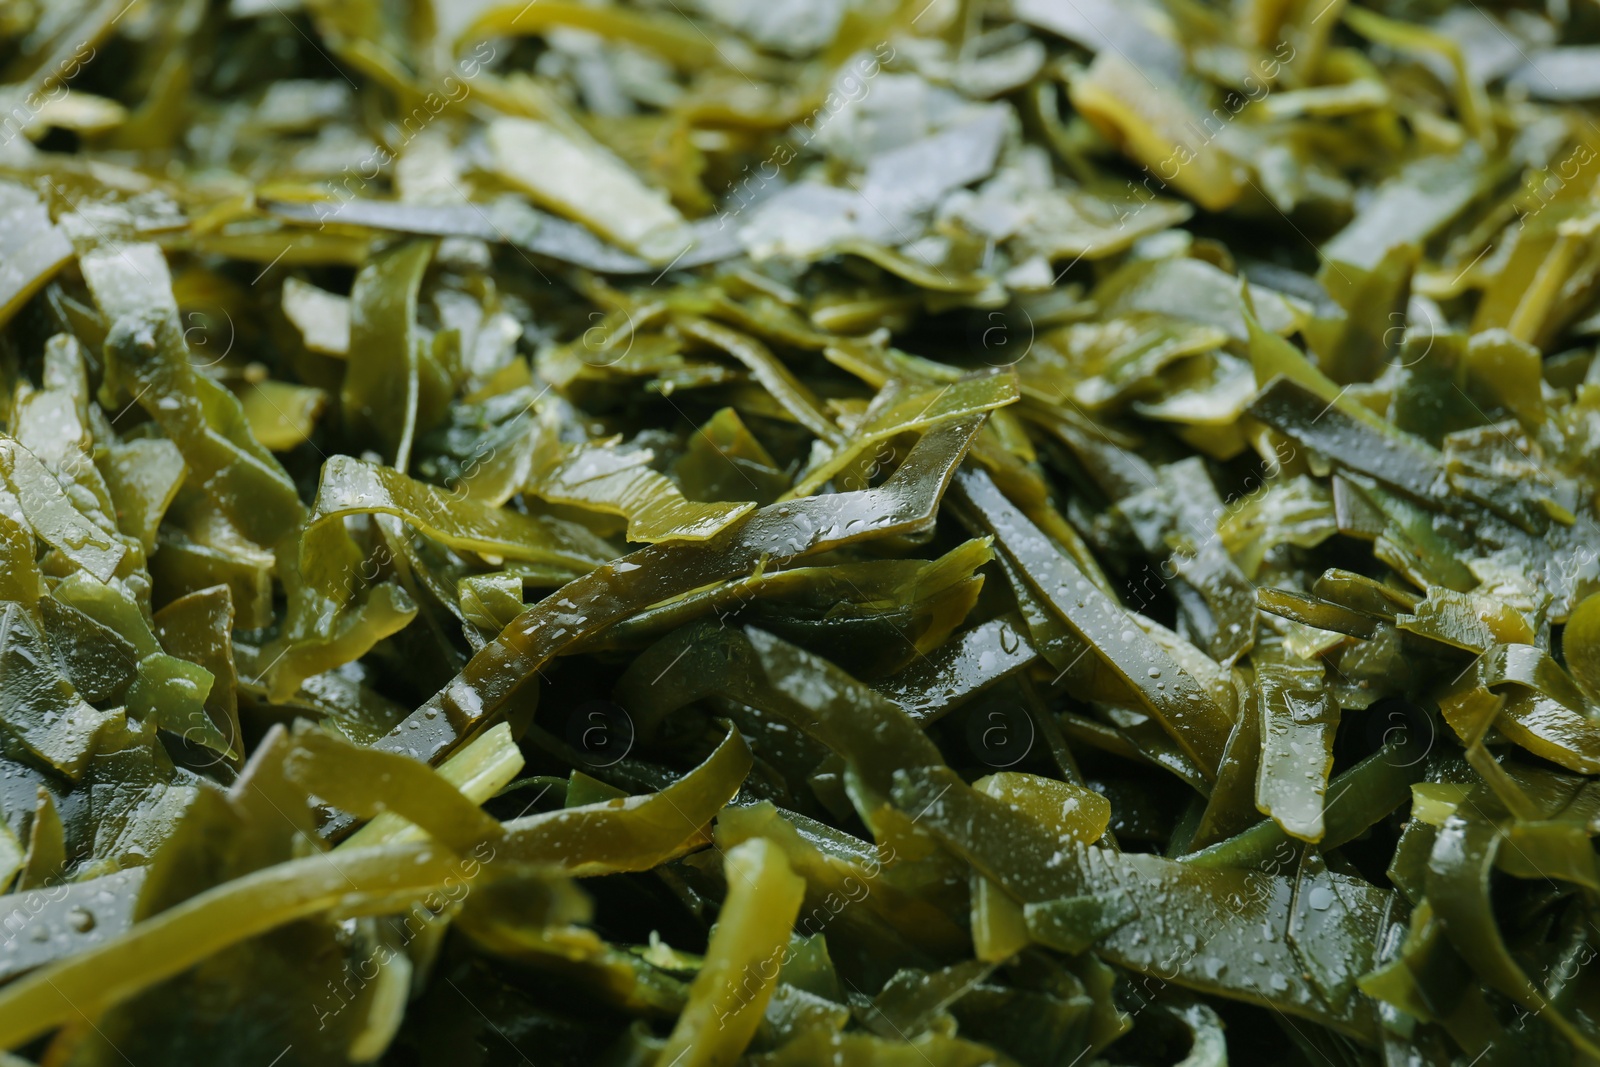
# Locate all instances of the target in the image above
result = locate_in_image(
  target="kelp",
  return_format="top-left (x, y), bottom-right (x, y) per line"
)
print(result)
top-left (0, 184), bottom-right (73, 330)
top-left (339, 239), bottom-right (437, 472)
top-left (955, 466), bottom-right (1236, 779)
top-left (1253, 658), bottom-right (1339, 842)
top-left (1, 0), bottom-right (1599, 1063)
top-left (588, 537), bottom-right (994, 679)
top-left (308, 455), bottom-right (613, 571)
top-left (0, 839), bottom-right (466, 1051)
top-left (654, 838), bottom-right (805, 1067)
top-left (529, 440), bottom-right (755, 544)
top-left (367, 416), bottom-right (981, 768)
top-left (892, 765), bottom-right (1390, 1039)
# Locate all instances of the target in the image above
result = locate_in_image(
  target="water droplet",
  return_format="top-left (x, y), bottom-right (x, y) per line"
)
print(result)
top-left (67, 908), bottom-right (94, 933)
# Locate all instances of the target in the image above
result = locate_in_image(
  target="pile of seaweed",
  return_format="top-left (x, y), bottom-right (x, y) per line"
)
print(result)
top-left (0, 0), bottom-right (1598, 1063)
